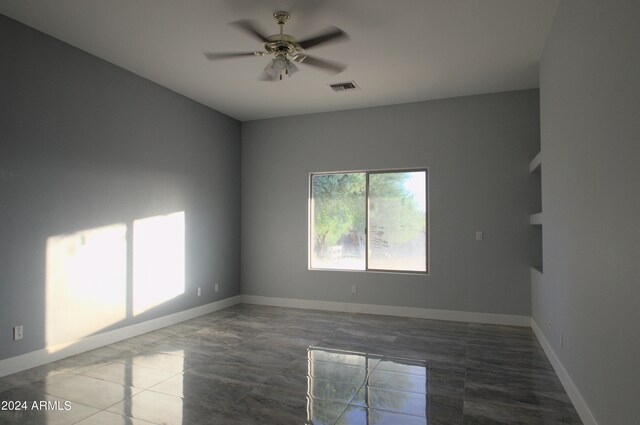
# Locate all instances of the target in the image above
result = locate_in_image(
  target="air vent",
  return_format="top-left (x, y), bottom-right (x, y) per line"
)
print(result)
top-left (329, 81), bottom-right (360, 92)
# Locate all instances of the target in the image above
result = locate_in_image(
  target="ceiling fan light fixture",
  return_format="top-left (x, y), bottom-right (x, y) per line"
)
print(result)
top-left (285, 59), bottom-right (299, 75)
top-left (265, 56), bottom-right (298, 80)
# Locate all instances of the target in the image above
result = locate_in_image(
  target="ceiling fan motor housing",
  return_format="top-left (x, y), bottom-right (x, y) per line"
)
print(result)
top-left (265, 35), bottom-right (299, 56)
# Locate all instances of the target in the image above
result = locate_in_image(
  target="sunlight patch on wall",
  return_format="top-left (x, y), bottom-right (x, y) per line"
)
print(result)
top-left (46, 224), bottom-right (127, 352)
top-left (133, 211), bottom-right (185, 316)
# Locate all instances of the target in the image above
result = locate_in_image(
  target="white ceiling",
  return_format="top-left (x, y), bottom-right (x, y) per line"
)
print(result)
top-left (0, 0), bottom-right (559, 121)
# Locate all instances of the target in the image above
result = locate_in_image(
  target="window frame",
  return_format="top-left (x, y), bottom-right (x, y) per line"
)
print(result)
top-left (308, 167), bottom-right (429, 275)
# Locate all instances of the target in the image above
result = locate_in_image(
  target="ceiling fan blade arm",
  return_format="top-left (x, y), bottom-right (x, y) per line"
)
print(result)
top-left (231, 19), bottom-right (270, 43)
top-left (291, 53), bottom-right (306, 63)
top-left (298, 27), bottom-right (349, 50)
top-left (204, 52), bottom-right (260, 60)
top-left (298, 55), bottom-right (346, 74)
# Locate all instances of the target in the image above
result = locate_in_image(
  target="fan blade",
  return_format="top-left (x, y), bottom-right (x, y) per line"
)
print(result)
top-left (231, 19), bottom-right (270, 43)
top-left (295, 54), bottom-right (346, 74)
top-left (204, 52), bottom-right (260, 60)
top-left (298, 27), bottom-right (348, 50)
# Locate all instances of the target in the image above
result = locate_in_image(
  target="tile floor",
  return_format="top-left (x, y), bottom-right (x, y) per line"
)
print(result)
top-left (0, 304), bottom-right (582, 424)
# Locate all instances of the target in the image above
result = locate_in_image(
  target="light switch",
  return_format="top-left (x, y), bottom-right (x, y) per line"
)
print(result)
top-left (476, 231), bottom-right (483, 241)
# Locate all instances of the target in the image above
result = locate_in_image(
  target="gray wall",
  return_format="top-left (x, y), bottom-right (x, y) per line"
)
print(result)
top-left (0, 15), bottom-right (241, 360)
top-left (241, 90), bottom-right (540, 316)
top-left (538, 1), bottom-right (640, 424)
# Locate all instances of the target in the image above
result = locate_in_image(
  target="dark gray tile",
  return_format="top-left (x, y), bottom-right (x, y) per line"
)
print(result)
top-left (463, 399), bottom-right (546, 425)
top-left (42, 374), bottom-right (142, 409)
top-left (202, 345), bottom-right (298, 373)
top-left (336, 405), bottom-right (428, 425)
top-left (209, 391), bottom-right (309, 425)
top-left (108, 389), bottom-right (217, 425)
top-left (0, 381), bottom-right (12, 393)
top-left (185, 359), bottom-right (271, 387)
top-left (392, 335), bottom-right (467, 366)
top-left (81, 361), bottom-right (178, 389)
top-left (426, 394), bottom-right (465, 425)
top-left (316, 337), bottom-right (395, 358)
top-left (464, 365), bottom-right (562, 396)
top-left (253, 371), bottom-right (309, 397)
top-left (1, 305), bottom-right (583, 425)
top-left (0, 368), bottom-right (76, 389)
top-left (75, 410), bottom-right (157, 425)
top-left (150, 372), bottom-right (254, 413)
top-left (426, 365), bottom-right (466, 397)
top-left (143, 335), bottom-right (232, 357)
top-left (239, 338), bottom-right (309, 360)
top-left (121, 350), bottom-right (211, 373)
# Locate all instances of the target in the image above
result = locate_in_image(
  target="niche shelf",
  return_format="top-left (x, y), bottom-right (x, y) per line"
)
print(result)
top-left (530, 212), bottom-right (543, 225)
top-left (529, 151), bottom-right (542, 173)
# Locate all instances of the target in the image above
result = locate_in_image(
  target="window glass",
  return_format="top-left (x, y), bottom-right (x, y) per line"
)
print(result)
top-left (368, 171), bottom-right (427, 272)
top-left (311, 173), bottom-right (366, 270)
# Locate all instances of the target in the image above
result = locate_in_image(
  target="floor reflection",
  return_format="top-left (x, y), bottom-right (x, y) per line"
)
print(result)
top-left (307, 347), bottom-right (428, 425)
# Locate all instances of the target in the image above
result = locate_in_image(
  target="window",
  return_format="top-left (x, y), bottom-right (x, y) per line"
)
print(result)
top-left (310, 169), bottom-right (428, 273)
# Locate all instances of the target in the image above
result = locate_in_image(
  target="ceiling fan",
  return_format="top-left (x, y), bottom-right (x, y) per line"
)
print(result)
top-left (204, 11), bottom-right (349, 81)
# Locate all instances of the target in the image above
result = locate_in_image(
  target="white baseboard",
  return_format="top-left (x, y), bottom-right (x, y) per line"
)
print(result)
top-left (0, 295), bottom-right (241, 378)
top-left (530, 318), bottom-right (599, 425)
top-left (241, 295), bottom-right (530, 327)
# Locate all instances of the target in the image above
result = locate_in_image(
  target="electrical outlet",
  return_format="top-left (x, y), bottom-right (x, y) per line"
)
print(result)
top-left (13, 326), bottom-right (23, 341)
top-left (351, 284), bottom-right (357, 294)
top-left (215, 283), bottom-right (219, 292)
top-left (476, 231), bottom-right (483, 241)
top-left (547, 318), bottom-right (552, 329)
top-left (197, 287), bottom-right (201, 297)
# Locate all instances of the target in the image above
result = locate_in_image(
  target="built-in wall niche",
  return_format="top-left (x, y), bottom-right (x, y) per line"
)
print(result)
top-left (529, 151), bottom-right (542, 272)
top-left (531, 225), bottom-right (543, 272)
